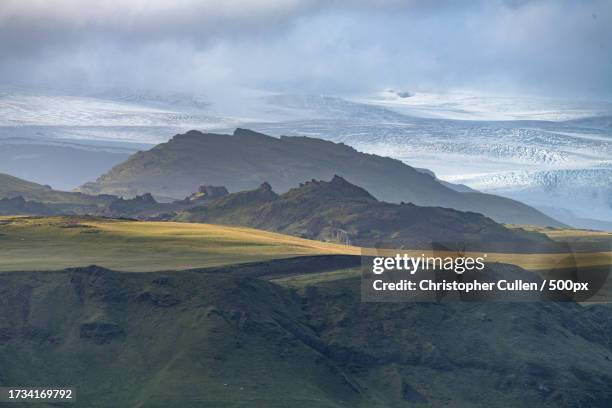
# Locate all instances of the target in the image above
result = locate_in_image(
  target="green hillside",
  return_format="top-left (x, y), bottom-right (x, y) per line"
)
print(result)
top-left (0, 216), bottom-right (359, 272)
top-left (1, 215), bottom-right (607, 274)
top-left (2, 262), bottom-right (612, 407)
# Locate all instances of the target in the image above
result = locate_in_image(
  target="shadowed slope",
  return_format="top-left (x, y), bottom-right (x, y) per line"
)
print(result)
top-left (178, 176), bottom-right (557, 251)
top-left (1, 263), bottom-right (612, 407)
top-left (78, 128), bottom-right (563, 227)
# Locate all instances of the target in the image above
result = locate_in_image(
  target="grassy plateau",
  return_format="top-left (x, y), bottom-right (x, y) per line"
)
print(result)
top-left (0, 216), bottom-right (609, 275)
top-left (0, 216), bottom-right (360, 272)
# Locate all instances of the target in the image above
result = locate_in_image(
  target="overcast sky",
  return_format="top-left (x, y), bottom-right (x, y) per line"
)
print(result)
top-left (0, 0), bottom-right (610, 98)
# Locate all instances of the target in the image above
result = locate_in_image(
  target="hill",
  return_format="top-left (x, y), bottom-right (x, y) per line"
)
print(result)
top-left (0, 216), bottom-right (607, 275)
top-left (0, 172), bottom-right (113, 210)
top-left (0, 172), bottom-right (236, 218)
top-left (0, 216), bottom-right (359, 272)
top-left (0, 196), bottom-right (56, 215)
top-left (2, 262), bottom-right (612, 407)
top-left (177, 176), bottom-right (557, 252)
top-left (78, 128), bottom-right (564, 227)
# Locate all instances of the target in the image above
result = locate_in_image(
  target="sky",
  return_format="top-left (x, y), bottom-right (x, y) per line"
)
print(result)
top-left (0, 0), bottom-right (611, 99)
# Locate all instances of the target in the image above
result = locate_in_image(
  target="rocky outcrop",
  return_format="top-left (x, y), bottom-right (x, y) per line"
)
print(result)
top-left (187, 185), bottom-right (229, 202)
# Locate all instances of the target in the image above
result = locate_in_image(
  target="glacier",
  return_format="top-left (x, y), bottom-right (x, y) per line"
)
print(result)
top-left (1, 87), bottom-right (610, 229)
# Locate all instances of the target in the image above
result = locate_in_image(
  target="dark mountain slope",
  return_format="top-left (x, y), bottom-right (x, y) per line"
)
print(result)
top-left (78, 128), bottom-right (563, 227)
top-left (0, 196), bottom-right (57, 215)
top-left (1, 263), bottom-right (612, 407)
top-left (178, 176), bottom-right (556, 251)
top-left (0, 172), bottom-right (226, 218)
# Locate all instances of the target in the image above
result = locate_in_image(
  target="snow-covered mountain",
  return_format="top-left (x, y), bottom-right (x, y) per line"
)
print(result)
top-left (1, 87), bottom-right (610, 228)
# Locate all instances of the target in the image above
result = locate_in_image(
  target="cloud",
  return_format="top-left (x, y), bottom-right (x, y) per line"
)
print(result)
top-left (0, 0), bottom-right (314, 26)
top-left (0, 0), bottom-right (462, 49)
top-left (0, 0), bottom-right (610, 98)
top-left (0, 0), bottom-right (318, 53)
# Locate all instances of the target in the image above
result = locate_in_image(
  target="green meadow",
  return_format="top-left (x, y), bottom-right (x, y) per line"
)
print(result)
top-left (0, 216), bottom-right (359, 272)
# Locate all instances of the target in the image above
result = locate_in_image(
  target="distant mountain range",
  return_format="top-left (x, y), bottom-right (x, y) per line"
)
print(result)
top-left (0, 172), bottom-right (111, 208)
top-left (78, 128), bottom-right (564, 227)
top-left (176, 176), bottom-right (556, 251)
top-left (0, 172), bottom-right (206, 217)
top-left (0, 172), bottom-right (556, 251)
top-left (2, 88), bottom-right (609, 229)
top-left (0, 135), bottom-right (134, 190)
top-left (0, 196), bottom-right (55, 215)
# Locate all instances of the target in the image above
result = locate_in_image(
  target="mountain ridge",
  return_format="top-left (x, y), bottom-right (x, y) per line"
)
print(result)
top-left (0, 172), bottom-right (113, 207)
top-left (78, 128), bottom-right (564, 227)
top-left (0, 171), bottom-right (561, 251)
top-left (177, 176), bottom-right (557, 251)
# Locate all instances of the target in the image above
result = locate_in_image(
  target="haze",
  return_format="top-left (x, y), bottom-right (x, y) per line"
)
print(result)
top-left (1, 0), bottom-right (611, 98)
